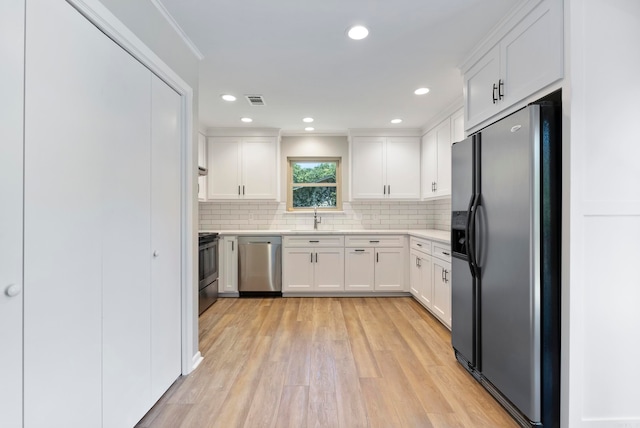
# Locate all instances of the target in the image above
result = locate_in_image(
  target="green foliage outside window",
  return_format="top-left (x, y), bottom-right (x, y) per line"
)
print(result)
top-left (289, 160), bottom-right (340, 210)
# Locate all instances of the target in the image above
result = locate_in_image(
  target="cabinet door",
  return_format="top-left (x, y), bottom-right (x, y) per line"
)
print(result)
top-left (420, 255), bottom-right (433, 309)
top-left (386, 137), bottom-right (421, 199)
top-left (421, 130), bottom-right (438, 199)
top-left (409, 251), bottom-right (422, 297)
top-left (283, 248), bottom-right (314, 292)
top-left (207, 137), bottom-right (241, 199)
top-left (451, 108), bottom-right (465, 144)
top-left (0, 1), bottom-right (24, 425)
top-left (464, 45), bottom-right (500, 129)
top-left (150, 75), bottom-right (182, 403)
top-left (314, 248), bottom-right (345, 290)
top-left (345, 248), bottom-right (375, 291)
top-left (374, 248), bottom-right (404, 291)
top-left (500, 0), bottom-right (563, 109)
top-left (434, 120), bottom-right (452, 198)
top-left (242, 137), bottom-right (277, 199)
top-left (432, 259), bottom-right (452, 328)
top-left (198, 133), bottom-right (207, 201)
top-left (352, 137), bottom-right (386, 199)
top-left (221, 237), bottom-right (238, 293)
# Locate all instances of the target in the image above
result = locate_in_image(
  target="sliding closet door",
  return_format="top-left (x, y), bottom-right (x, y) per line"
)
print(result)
top-left (24, 0), bottom-right (151, 425)
top-left (0, 1), bottom-right (24, 427)
top-left (150, 75), bottom-right (182, 401)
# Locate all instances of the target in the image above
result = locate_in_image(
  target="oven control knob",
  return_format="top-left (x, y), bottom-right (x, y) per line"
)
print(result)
top-left (153, 250), bottom-right (160, 258)
top-left (5, 284), bottom-right (21, 298)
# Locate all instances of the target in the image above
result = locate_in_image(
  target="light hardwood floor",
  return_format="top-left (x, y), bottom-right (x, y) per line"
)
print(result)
top-left (137, 297), bottom-right (518, 428)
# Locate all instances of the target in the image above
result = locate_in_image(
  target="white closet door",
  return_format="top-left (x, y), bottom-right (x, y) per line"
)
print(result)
top-left (0, 1), bottom-right (24, 427)
top-left (150, 74), bottom-right (182, 402)
top-left (100, 56), bottom-right (153, 428)
top-left (24, 0), bottom-right (106, 425)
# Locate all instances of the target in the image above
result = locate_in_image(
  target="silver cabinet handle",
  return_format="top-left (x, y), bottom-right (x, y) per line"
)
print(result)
top-left (231, 241), bottom-right (234, 251)
top-left (310, 252), bottom-right (313, 263)
top-left (242, 185), bottom-right (245, 195)
top-left (238, 185), bottom-right (241, 195)
top-left (5, 284), bottom-right (21, 297)
top-left (383, 185), bottom-right (386, 195)
top-left (388, 185), bottom-right (390, 195)
top-left (376, 252), bottom-right (379, 263)
top-left (315, 253), bottom-right (318, 263)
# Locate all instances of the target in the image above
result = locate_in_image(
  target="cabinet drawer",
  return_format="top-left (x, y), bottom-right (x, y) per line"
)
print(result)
top-left (410, 237), bottom-right (431, 254)
top-left (345, 235), bottom-right (404, 248)
top-left (283, 235), bottom-right (344, 248)
top-left (432, 243), bottom-right (451, 262)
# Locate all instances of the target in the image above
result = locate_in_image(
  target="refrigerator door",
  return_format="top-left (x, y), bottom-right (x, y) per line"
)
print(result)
top-left (477, 105), bottom-right (541, 422)
top-left (450, 136), bottom-right (477, 367)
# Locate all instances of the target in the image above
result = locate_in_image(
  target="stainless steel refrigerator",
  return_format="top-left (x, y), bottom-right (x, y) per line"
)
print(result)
top-left (451, 101), bottom-right (561, 427)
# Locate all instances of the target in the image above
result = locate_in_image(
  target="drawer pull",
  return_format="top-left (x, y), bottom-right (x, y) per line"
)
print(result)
top-left (309, 240), bottom-right (319, 243)
top-left (369, 240), bottom-right (379, 243)
top-left (416, 243), bottom-right (422, 247)
top-left (442, 251), bottom-right (450, 256)
top-left (355, 249), bottom-right (365, 252)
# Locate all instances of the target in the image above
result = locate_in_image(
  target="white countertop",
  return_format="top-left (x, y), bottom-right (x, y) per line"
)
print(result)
top-left (200, 229), bottom-right (450, 244)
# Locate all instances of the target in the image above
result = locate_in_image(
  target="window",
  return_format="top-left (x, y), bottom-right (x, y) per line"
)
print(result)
top-left (287, 157), bottom-right (342, 211)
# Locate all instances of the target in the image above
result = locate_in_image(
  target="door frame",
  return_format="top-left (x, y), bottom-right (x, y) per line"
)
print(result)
top-left (67, 0), bottom-right (199, 374)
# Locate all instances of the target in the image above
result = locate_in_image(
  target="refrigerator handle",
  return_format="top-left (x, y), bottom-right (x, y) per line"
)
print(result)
top-left (469, 193), bottom-right (481, 275)
top-left (465, 194), bottom-right (476, 278)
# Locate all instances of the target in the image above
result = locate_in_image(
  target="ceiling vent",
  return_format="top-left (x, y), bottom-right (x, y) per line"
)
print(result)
top-left (245, 95), bottom-right (266, 106)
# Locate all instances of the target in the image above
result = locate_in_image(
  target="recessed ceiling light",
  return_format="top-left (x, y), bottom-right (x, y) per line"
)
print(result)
top-left (303, 117), bottom-right (314, 123)
top-left (414, 88), bottom-right (430, 95)
top-left (240, 117), bottom-right (253, 123)
top-left (305, 127), bottom-right (315, 131)
top-left (347, 25), bottom-right (369, 40)
top-left (391, 119), bottom-right (403, 124)
top-left (221, 94), bottom-right (236, 101)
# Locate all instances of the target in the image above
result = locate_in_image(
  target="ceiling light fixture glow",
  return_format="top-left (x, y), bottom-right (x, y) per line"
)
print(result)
top-left (305, 127), bottom-right (315, 131)
top-left (414, 87), bottom-right (430, 95)
top-left (240, 117), bottom-right (253, 123)
top-left (221, 94), bottom-right (237, 101)
top-left (347, 25), bottom-right (369, 40)
top-left (391, 119), bottom-right (403, 124)
top-left (303, 117), bottom-right (314, 123)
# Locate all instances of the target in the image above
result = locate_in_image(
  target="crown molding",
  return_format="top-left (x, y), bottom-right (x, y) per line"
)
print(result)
top-left (150, 0), bottom-right (204, 60)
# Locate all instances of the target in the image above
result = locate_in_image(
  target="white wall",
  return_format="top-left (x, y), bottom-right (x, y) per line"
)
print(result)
top-left (564, 1), bottom-right (640, 426)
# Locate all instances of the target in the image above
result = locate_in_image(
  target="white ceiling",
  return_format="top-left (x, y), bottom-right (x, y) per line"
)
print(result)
top-left (157, 0), bottom-right (520, 134)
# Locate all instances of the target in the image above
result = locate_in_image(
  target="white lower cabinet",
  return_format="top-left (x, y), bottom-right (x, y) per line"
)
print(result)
top-left (344, 235), bottom-right (406, 292)
top-left (283, 247), bottom-right (345, 292)
top-left (410, 237), bottom-right (451, 329)
top-left (220, 236), bottom-right (238, 293)
top-left (432, 258), bottom-right (452, 328)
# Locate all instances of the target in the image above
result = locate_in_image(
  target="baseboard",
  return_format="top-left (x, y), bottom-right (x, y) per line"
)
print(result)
top-left (282, 292), bottom-right (412, 298)
top-left (191, 351), bottom-right (203, 371)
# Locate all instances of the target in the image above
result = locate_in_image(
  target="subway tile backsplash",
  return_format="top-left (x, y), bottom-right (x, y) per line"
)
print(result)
top-left (199, 198), bottom-right (451, 231)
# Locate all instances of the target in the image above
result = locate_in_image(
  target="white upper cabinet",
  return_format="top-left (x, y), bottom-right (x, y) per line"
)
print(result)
top-left (351, 136), bottom-right (420, 200)
top-left (197, 133), bottom-right (207, 201)
top-left (462, 0), bottom-right (563, 130)
top-left (422, 109), bottom-right (462, 200)
top-left (207, 136), bottom-right (278, 200)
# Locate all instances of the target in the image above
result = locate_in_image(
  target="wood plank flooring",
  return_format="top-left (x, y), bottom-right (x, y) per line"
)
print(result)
top-left (137, 297), bottom-right (517, 428)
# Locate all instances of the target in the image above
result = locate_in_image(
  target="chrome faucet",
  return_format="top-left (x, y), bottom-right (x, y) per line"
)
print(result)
top-left (313, 205), bottom-right (322, 230)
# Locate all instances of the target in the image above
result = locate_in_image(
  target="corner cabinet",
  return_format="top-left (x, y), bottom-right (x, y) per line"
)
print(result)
top-left (409, 237), bottom-right (451, 329)
top-left (206, 136), bottom-right (278, 200)
top-left (421, 108), bottom-right (464, 200)
top-left (463, 0), bottom-right (563, 130)
top-left (351, 136), bottom-right (420, 200)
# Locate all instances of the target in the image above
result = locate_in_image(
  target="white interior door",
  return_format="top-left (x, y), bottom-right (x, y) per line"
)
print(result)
top-left (150, 74), bottom-right (183, 403)
top-left (0, 1), bottom-right (24, 426)
top-left (24, 0), bottom-right (109, 424)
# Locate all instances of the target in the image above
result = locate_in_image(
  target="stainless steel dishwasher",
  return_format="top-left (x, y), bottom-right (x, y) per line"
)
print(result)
top-left (238, 236), bottom-right (282, 296)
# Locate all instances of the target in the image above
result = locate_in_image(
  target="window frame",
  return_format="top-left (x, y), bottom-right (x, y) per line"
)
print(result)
top-left (287, 157), bottom-right (342, 212)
